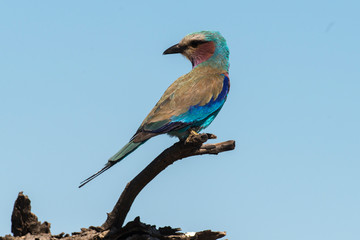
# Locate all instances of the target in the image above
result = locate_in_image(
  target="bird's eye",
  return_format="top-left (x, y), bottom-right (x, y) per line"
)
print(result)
top-left (190, 40), bottom-right (207, 48)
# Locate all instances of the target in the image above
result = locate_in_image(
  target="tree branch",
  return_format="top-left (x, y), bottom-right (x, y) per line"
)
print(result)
top-left (101, 133), bottom-right (235, 237)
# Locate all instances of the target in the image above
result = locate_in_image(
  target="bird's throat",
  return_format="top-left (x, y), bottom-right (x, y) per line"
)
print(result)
top-left (191, 42), bottom-right (216, 68)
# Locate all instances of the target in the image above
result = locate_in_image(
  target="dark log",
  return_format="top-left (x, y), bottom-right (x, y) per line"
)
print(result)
top-left (106, 216), bottom-right (226, 240)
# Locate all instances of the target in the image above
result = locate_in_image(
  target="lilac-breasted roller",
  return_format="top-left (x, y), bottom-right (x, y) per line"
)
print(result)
top-left (79, 31), bottom-right (230, 187)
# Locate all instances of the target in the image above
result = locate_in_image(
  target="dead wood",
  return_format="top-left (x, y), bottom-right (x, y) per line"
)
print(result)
top-left (102, 133), bottom-right (235, 237)
top-left (11, 192), bottom-right (51, 237)
top-left (5, 193), bottom-right (226, 240)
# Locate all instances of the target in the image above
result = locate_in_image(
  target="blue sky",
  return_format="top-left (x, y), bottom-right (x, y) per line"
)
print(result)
top-left (1, 1), bottom-right (360, 239)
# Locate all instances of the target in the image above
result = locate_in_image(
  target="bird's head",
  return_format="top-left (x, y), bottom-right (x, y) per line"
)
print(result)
top-left (163, 31), bottom-right (229, 71)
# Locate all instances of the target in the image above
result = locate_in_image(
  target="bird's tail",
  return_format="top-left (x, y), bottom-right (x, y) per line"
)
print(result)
top-left (79, 141), bottom-right (143, 188)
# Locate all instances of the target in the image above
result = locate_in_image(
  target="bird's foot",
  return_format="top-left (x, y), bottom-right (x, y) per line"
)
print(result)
top-left (190, 129), bottom-right (199, 136)
top-left (185, 129), bottom-right (200, 145)
top-left (184, 131), bottom-right (217, 145)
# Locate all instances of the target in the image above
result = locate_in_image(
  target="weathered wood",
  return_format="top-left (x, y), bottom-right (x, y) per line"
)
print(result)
top-left (11, 192), bottom-right (51, 237)
top-left (5, 195), bottom-right (227, 240)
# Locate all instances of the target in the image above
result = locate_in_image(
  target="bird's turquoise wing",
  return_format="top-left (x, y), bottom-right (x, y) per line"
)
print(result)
top-left (132, 72), bottom-right (229, 142)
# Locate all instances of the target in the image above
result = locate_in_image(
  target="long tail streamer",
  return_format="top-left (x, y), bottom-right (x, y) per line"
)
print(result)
top-left (79, 141), bottom-right (143, 188)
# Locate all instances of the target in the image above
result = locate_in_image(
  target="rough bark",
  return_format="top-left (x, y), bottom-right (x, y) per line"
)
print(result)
top-left (11, 192), bottom-right (51, 237)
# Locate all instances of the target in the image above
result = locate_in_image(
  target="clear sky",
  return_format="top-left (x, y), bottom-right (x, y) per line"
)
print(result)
top-left (1, 1), bottom-right (359, 239)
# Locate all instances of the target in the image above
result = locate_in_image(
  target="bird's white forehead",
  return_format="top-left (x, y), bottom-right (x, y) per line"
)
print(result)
top-left (179, 33), bottom-right (206, 45)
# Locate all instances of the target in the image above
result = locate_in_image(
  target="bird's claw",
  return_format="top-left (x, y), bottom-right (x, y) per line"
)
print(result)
top-left (184, 130), bottom-right (216, 145)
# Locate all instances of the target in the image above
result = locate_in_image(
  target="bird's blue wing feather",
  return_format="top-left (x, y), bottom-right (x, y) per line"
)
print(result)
top-left (170, 74), bottom-right (229, 128)
top-left (136, 74), bottom-right (230, 138)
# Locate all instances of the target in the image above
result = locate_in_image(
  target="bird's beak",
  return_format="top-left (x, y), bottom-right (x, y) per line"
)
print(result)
top-left (163, 43), bottom-right (185, 55)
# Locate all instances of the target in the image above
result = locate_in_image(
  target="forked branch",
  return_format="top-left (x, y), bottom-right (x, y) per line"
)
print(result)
top-left (101, 133), bottom-right (235, 237)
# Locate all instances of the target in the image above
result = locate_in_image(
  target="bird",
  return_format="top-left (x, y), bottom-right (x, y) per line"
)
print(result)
top-left (79, 31), bottom-right (230, 188)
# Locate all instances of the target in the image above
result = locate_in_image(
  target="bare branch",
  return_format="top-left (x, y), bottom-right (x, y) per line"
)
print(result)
top-left (102, 133), bottom-right (235, 237)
